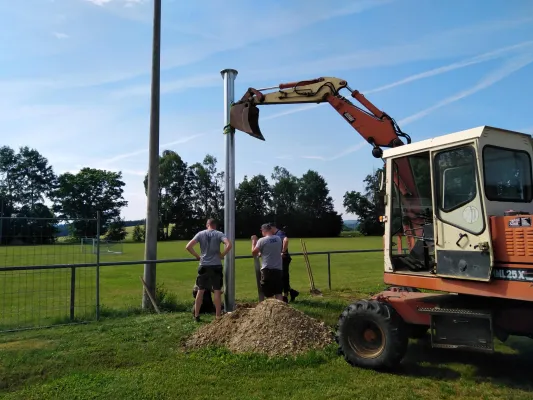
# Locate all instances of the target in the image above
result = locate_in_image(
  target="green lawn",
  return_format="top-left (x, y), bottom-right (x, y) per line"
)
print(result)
top-left (0, 236), bottom-right (532, 399)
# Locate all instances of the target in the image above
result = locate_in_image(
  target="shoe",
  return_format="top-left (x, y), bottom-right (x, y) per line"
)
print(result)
top-left (194, 315), bottom-right (201, 322)
top-left (282, 296), bottom-right (288, 303)
top-left (289, 289), bottom-right (299, 302)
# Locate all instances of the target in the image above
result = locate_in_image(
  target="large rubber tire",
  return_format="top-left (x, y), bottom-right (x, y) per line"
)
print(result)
top-left (335, 299), bottom-right (408, 370)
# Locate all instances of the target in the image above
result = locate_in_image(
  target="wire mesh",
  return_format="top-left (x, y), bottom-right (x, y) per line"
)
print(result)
top-left (0, 217), bottom-right (98, 332)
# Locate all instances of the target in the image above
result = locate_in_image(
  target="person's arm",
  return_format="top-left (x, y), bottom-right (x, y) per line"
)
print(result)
top-left (185, 236), bottom-right (201, 260)
top-left (282, 237), bottom-right (289, 253)
top-left (251, 235), bottom-right (261, 256)
top-left (219, 236), bottom-right (232, 258)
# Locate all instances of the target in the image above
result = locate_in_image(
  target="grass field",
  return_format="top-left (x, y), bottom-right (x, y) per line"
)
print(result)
top-left (0, 236), bottom-right (385, 330)
top-left (0, 236), bottom-right (532, 399)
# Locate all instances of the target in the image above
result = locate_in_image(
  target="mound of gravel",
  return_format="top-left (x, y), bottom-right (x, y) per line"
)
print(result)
top-left (185, 299), bottom-right (333, 357)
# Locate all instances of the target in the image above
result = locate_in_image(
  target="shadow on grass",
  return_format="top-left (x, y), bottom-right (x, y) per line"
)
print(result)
top-left (392, 336), bottom-right (533, 390)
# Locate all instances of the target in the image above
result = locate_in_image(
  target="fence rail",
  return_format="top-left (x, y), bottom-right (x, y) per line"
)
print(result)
top-left (0, 248), bottom-right (383, 333)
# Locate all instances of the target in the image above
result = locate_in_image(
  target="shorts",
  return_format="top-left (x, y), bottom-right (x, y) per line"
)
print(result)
top-left (260, 268), bottom-right (283, 298)
top-left (196, 265), bottom-right (223, 291)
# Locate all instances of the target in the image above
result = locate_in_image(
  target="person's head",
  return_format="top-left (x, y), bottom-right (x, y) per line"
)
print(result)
top-left (206, 218), bottom-right (217, 230)
top-left (260, 223), bottom-right (273, 237)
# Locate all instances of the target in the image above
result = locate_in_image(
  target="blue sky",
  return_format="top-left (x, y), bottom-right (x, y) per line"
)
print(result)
top-left (1, 0), bottom-right (533, 221)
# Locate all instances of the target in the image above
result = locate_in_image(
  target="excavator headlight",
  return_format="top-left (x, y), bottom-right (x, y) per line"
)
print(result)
top-left (229, 101), bottom-right (265, 141)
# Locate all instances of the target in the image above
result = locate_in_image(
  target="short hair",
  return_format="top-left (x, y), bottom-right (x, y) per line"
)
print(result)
top-left (206, 218), bottom-right (217, 227)
top-left (260, 223), bottom-right (272, 231)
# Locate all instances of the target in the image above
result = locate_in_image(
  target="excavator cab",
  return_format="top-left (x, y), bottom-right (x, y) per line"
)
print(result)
top-left (229, 101), bottom-right (265, 141)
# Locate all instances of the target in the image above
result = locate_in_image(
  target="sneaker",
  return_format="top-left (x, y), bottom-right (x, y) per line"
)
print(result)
top-left (289, 289), bottom-right (299, 302)
top-left (282, 296), bottom-right (288, 303)
top-left (194, 315), bottom-right (201, 322)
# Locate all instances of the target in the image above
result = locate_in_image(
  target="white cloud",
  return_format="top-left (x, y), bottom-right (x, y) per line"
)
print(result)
top-left (399, 52), bottom-right (533, 126)
top-left (85, 0), bottom-right (112, 5)
top-left (226, 40), bottom-right (533, 128)
top-left (365, 40), bottom-right (533, 95)
top-left (251, 16), bottom-right (533, 81)
top-left (300, 142), bottom-right (368, 162)
top-left (100, 133), bottom-right (205, 165)
top-left (85, 0), bottom-right (145, 6)
top-left (52, 32), bottom-right (69, 39)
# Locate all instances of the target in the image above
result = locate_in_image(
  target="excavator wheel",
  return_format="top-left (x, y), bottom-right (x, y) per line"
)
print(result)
top-left (335, 299), bottom-right (408, 370)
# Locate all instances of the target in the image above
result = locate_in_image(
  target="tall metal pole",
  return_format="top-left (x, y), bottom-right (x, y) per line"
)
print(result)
top-left (96, 211), bottom-right (101, 320)
top-left (142, 0), bottom-right (161, 310)
top-left (221, 68), bottom-right (238, 312)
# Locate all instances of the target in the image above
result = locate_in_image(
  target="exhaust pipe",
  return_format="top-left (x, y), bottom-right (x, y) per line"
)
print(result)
top-left (230, 101), bottom-right (265, 141)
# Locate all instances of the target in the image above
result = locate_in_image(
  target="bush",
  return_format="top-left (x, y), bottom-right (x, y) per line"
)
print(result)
top-left (155, 283), bottom-right (185, 312)
top-left (132, 224), bottom-right (145, 242)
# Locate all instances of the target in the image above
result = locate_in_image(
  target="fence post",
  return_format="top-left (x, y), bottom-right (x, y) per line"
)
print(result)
top-left (253, 256), bottom-right (264, 302)
top-left (70, 266), bottom-right (76, 321)
top-left (327, 253), bottom-right (331, 290)
top-left (96, 212), bottom-right (100, 321)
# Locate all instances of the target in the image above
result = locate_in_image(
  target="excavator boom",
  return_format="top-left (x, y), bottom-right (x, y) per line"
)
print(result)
top-left (229, 77), bottom-right (411, 158)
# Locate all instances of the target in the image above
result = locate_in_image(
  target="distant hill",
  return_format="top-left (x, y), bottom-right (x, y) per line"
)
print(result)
top-left (342, 219), bottom-right (359, 230)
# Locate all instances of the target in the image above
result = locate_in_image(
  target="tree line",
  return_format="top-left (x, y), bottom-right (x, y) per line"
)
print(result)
top-left (133, 150), bottom-right (344, 240)
top-left (0, 145), bottom-right (383, 245)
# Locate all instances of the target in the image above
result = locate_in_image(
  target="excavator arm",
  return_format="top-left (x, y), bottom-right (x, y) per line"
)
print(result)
top-left (230, 76), bottom-right (426, 258)
top-left (229, 77), bottom-right (411, 158)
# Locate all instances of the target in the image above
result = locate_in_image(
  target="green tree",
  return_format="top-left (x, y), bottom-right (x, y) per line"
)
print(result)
top-left (11, 146), bottom-right (57, 209)
top-left (271, 166), bottom-right (299, 221)
top-left (297, 170), bottom-right (336, 216)
top-left (235, 174), bottom-right (273, 237)
top-left (144, 150), bottom-right (195, 240)
top-left (53, 168), bottom-right (128, 238)
top-left (189, 154), bottom-right (224, 229)
top-left (343, 168), bottom-right (384, 236)
top-left (132, 224), bottom-right (145, 242)
top-left (0, 146), bottom-right (57, 244)
top-left (105, 217), bottom-right (127, 241)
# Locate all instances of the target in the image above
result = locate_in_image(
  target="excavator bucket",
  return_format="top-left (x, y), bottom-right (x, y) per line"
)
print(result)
top-left (230, 101), bottom-right (265, 141)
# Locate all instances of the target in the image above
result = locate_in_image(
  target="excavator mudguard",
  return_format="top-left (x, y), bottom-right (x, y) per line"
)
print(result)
top-left (229, 101), bottom-right (265, 141)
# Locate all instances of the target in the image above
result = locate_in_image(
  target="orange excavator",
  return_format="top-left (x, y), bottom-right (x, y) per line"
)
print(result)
top-left (230, 76), bottom-right (533, 370)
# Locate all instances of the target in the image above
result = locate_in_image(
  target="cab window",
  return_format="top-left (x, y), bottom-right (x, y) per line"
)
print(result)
top-left (483, 146), bottom-right (532, 202)
top-left (435, 146), bottom-right (477, 212)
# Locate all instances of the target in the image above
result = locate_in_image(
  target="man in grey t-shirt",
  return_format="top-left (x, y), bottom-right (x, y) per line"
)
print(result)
top-left (251, 223), bottom-right (283, 301)
top-left (186, 218), bottom-right (232, 321)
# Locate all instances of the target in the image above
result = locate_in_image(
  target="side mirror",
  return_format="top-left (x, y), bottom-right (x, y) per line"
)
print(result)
top-left (377, 169), bottom-right (385, 192)
top-left (376, 191), bottom-right (385, 216)
top-left (376, 169), bottom-right (386, 217)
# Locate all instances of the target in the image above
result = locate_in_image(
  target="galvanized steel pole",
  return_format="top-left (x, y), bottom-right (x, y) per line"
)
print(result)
top-left (142, 0), bottom-right (161, 310)
top-left (221, 68), bottom-right (238, 312)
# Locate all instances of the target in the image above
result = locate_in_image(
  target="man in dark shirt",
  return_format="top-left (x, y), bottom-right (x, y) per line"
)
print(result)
top-left (271, 223), bottom-right (299, 303)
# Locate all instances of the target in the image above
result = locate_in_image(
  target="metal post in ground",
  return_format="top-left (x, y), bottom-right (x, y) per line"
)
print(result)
top-left (96, 212), bottom-right (101, 320)
top-left (327, 252), bottom-right (331, 290)
top-left (143, 0), bottom-right (162, 311)
top-left (221, 68), bottom-right (238, 312)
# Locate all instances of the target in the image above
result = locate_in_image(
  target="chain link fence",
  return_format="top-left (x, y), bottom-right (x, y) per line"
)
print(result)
top-left (0, 218), bottom-right (383, 333)
top-left (0, 216), bottom-right (100, 332)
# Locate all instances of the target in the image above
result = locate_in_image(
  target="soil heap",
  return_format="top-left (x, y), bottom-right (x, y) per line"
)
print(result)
top-left (185, 299), bottom-right (333, 357)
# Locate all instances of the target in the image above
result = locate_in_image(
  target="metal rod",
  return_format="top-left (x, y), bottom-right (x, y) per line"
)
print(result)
top-left (327, 253), bottom-right (331, 290)
top-left (143, 0), bottom-right (162, 311)
top-left (70, 266), bottom-right (76, 321)
top-left (254, 256), bottom-right (264, 302)
top-left (256, 85), bottom-right (279, 91)
top-left (96, 211), bottom-right (101, 321)
top-left (0, 249), bottom-right (382, 272)
top-left (221, 68), bottom-right (238, 312)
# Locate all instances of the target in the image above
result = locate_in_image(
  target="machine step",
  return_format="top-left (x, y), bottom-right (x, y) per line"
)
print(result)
top-left (418, 306), bottom-right (494, 352)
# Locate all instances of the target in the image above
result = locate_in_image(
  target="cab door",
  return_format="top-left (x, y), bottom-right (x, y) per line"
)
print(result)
top-left (431, 143), bottom-right (494, 281)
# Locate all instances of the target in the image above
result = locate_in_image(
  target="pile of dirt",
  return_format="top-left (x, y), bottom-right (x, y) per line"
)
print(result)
top-left (185, 299), bottom-right (333, 357)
